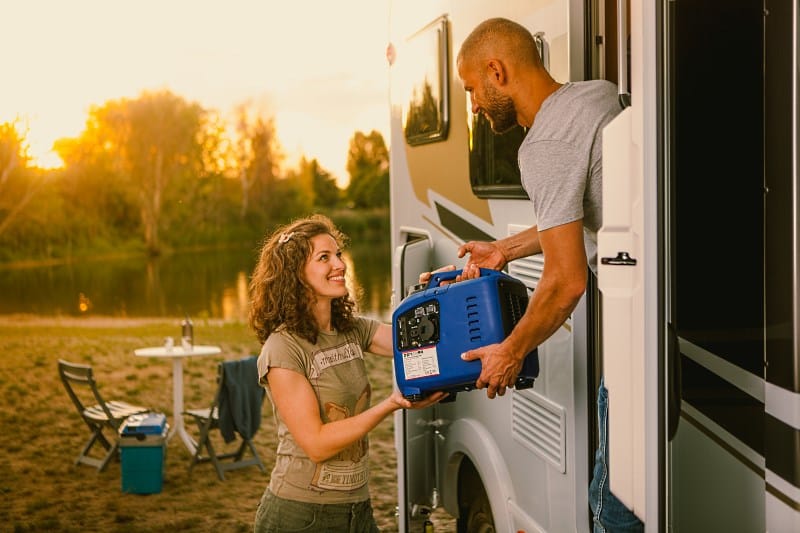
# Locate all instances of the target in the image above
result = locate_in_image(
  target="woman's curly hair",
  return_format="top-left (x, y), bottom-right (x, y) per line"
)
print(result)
top-left (248, 214), bottom-right (357, 344)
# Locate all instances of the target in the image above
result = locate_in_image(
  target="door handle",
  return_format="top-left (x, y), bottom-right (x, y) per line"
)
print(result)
top-left (601, 251), bottom-right (637, 266)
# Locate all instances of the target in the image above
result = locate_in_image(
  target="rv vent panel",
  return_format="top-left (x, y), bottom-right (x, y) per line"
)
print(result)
top-left (508, 255), bottom-right (544, 290)
top-left (511, 389), bottom-right (566, 473)
top-left (507, 224), bottom-right (544, 290)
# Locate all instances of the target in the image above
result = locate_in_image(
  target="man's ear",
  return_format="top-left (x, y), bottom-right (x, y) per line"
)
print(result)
top-left (486, 59), bottom-right (508, 85)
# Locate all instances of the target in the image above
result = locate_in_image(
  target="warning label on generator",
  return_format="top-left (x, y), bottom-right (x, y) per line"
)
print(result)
top-left (402, 346), bottom-right (440, 380)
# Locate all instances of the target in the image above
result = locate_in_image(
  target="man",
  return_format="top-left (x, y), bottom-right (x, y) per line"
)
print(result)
top-left (454, 17), bottom-right (643, 533)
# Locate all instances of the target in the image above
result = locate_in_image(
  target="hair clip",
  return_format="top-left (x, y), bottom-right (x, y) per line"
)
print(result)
top-left (278, 231), bottom-right (295, 244)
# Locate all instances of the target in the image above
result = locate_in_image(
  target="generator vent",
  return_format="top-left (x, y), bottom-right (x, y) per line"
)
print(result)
top-left (465, 296), bottom-right (481, 343)
top-left (504, 289), bottom-right (527, 323)
top-left (511, 389), bottom-right (566, 473)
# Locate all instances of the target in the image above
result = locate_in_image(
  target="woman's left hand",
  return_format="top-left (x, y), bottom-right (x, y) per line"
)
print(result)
top-left (389, 389), bottom-right (448, 410)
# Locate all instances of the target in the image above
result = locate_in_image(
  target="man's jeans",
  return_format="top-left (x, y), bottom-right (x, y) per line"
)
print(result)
top-left (589, 378), bottom-right (645, 532)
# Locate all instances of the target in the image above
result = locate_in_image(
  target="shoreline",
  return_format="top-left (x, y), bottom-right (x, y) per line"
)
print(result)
top-left (0, 314), bottom-right (242, 328)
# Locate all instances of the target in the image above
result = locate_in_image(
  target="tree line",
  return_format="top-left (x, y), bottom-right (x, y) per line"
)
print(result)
top-left (0, 89), bottom-right (389, 263)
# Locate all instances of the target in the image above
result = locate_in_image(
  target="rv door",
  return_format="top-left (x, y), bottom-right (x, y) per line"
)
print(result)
top-left (596, 0), bottom-right (657, 522)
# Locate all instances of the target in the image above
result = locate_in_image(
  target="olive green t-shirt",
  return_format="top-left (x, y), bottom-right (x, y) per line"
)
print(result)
top-left (256, 317), bottom-right (380, 504)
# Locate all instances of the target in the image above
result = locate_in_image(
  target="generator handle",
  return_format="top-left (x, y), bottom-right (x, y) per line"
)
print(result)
top-left (428, 268), bottom-right (501, 288)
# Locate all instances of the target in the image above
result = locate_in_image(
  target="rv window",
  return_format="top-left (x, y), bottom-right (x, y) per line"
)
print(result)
top-left (468, 114), bottom-right (529, 199)
top-left (402, 17), bottom-right (449, 145)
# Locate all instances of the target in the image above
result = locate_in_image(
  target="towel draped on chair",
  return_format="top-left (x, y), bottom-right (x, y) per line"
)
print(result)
top-left (218, 356), bottom-right (264, 442)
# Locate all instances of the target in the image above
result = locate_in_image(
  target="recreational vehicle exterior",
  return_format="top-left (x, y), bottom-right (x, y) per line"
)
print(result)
top-left (387, 0), bottom-right (800, 532)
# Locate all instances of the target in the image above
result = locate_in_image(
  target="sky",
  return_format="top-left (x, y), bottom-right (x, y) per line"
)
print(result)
top-left (1, 0), bottom-right (391, 186)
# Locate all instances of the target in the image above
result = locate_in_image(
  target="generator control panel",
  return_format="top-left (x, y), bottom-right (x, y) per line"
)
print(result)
top-left (395, 300), bottom-right (440, 350)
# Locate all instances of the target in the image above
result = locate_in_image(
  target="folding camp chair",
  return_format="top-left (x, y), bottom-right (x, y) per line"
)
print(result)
top-left (57, 359), bottom-right (150, 471)
top-left (183, 355), bottom-right (266, 480)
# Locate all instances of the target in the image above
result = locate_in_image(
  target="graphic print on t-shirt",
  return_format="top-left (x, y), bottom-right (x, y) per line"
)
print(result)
top-left (308, 340), bottom-right (361, 379)
top-left (310, 385), bottom-right (371, 490)
top-left (308, 340), bottom-right (372, 491)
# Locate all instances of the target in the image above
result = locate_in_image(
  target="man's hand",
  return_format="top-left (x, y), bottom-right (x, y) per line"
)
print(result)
top-left (458, 241), bottom-right (508, 271)
top-left (461, 342), bottom-right (524, 399)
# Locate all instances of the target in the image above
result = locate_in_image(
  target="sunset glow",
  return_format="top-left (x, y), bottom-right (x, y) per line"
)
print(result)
top-left (1, 0), bottom-right (390, 184)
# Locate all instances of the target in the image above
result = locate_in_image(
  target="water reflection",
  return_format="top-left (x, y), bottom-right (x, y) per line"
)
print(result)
top-left (0, 241), bottom-right (392, 322)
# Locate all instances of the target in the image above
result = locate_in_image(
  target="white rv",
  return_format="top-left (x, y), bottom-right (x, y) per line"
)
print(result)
top-left (388, 0), bottom-right (800, 532)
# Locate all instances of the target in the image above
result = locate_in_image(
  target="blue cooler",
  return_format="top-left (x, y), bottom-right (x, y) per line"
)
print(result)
top-left (393, 268), bottom-right (539, 401)
top-left (119, 412), bottom-right (168, 494)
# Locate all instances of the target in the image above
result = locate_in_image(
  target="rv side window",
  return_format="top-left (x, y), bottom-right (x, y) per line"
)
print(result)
top-left (402, 17), bottom-right (450, 145)
top-left (468, 116), bottom-right (529, 199)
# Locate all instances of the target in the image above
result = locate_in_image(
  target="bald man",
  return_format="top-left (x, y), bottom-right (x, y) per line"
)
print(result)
top-left (455, 18), bottom-right (642, 533)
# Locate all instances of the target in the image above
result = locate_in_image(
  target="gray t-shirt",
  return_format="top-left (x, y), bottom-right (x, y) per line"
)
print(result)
top-left (257, 317), bottom-right (380, 504)
top-left (518, 80), bottom-right (621, 271)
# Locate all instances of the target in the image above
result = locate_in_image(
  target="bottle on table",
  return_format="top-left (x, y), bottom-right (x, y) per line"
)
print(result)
top-left (181, 315), bottom-right (193, 351)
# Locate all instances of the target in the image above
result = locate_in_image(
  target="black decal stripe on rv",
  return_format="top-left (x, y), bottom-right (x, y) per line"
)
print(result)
top-left (682, 354), bottom-right (800, 493)
top-left (766, 481), bottom-right (800, 512)
top-left (679, 409), bottom-right (764, 480)
top-left (435, 202), bottom-right (496, 243)
top-left (680, 355), bottom-right (764, 456)
top-left (682, 411), bottom-right (800, 517)
top-left (765, 413), bottom-right (800, 490)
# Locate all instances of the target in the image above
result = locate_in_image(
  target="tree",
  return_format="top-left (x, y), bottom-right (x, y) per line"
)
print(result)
top-left (293, 157), bottom-right (340, 208)
top-left (79, 90), bottom-right (208, 255)
top-left (54, 126), bottom-right (139, 241)
top-left (233, 102), bottom-right (282, 219)
top-left (345, 130), bottom-right (389, 208)
top-left (0, 120), bottom-right (43, 237)
top-left (311, 159), bottom-right (341, 208)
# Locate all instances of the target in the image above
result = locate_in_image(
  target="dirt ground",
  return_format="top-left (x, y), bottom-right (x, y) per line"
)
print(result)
top-left (0, 315), bottom-right (455, 532)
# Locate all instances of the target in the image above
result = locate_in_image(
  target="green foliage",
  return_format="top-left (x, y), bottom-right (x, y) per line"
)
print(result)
top-left (345, 130), bottom-right (389, 208)
top-left (0, 98), bottom-right (389, 265)
top-left (0, 120), bottom-right (30, 170)
top-left (0, 120), bottom-right (44, 241)
top-left (289, 157), bottom-right (342, 209)
top-left (329, 207), bottom-right (390, 241)
top-left (92, 90), bottom-right (209, 254)
top-left (252, 176), bottom-right (313, 228)
top-left (234, 104), bottom-right (283, 219)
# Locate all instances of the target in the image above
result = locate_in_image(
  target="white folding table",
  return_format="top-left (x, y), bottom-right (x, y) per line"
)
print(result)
top-left (134, 344), bottom-right (221, 454)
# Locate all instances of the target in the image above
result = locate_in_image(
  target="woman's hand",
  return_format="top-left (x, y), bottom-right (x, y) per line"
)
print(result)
top-left (417, 263), bottom-right (482, 287)
top-left (389, 389), bottom-right (449, 410)
top-left (418, 264), bottom-right (456, 285)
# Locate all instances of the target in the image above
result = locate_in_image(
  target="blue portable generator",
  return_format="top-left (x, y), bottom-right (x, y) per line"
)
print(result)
top-left (392, 268), bottom-right (539, 401)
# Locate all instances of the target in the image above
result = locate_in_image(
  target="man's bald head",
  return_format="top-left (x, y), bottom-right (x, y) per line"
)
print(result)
top-left (457, 17), bottom-right (542, 72)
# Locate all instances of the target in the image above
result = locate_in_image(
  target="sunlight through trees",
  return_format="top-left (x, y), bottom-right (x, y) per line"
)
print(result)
top-left (0, 94), bottom-right (390, 263)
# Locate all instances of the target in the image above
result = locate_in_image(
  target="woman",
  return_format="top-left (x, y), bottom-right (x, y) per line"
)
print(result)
top-left (249, 214), bottom-right (446, 532)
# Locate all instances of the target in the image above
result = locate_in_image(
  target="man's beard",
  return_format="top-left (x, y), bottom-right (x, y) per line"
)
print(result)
top-left (482, 81), bottom-right (517, 134)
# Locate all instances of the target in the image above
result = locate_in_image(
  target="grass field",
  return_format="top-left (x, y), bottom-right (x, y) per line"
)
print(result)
top-left (0, 316), bottom-right (455, 532)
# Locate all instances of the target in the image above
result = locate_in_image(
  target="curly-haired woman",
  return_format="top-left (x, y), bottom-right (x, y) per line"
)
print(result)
top-left (249, 214), bottom-right (446, 533)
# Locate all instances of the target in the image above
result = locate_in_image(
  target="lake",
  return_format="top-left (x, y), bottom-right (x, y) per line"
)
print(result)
top-left (0, 241), bottom-right (393, 322)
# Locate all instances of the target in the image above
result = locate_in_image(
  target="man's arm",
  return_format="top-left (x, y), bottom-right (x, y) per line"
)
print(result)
top-left (458, 225), bottom-right (543, 270)
top-left (461, 219), bottom-right (587, 398)
top-left (494, 224), bottom-right (544, 261)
